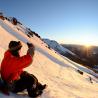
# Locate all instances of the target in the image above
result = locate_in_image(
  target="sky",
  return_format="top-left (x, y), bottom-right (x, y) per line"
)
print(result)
top-left (0, 0), bottom-right (98, 46)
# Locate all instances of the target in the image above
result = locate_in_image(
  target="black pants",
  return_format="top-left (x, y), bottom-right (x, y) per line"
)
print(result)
top-left (11, 71), bottom-right (43, 97)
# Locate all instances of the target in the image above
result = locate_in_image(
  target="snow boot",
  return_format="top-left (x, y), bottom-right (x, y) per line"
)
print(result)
top-left (38, 84), bottom-right (47, 90)
top-left (28, 90), bottom-right (43, 98)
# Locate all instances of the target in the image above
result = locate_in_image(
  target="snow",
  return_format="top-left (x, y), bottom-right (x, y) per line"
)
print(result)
top-left (0, 17), bottom-right (98, 98)
top-left (43, 39), bottom-right (76, 55)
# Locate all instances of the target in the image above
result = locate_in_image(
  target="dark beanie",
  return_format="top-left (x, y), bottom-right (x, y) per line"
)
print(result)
top-left (9, 41), bottom-right (22, 51)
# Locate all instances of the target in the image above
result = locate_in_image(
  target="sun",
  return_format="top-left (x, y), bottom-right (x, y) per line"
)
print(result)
top-left (84, 43), bottom-right (91, 48)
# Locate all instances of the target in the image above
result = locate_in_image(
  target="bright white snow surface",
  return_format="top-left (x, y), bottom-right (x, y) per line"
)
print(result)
top-left (0, 18), bottom-right (98, 98)
top-left (43, 39), bottom-right (75, 55)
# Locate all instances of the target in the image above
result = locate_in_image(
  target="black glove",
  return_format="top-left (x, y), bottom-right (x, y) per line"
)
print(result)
top-left (27, 42), bottom-right (34, 48)
top-left (27, 42), bottom-right (35, 56)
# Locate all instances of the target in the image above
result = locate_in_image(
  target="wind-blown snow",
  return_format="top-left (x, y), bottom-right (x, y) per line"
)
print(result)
top-left (0, 18), bottom-right (98, 98)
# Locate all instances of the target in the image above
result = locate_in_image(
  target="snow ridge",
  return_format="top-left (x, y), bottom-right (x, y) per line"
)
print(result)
top-left (43, 39), bottom-right (75, 55)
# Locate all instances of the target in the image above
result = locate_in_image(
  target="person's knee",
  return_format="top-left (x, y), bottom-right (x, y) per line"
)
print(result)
top-left (28, 74), bottom-right (38, 84)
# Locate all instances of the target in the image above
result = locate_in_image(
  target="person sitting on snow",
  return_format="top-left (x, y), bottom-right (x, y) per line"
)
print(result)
top-left (1, 41), bottom-right (46, 97)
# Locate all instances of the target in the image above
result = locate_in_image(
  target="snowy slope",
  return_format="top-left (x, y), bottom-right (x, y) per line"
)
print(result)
top-left (0, 17), bottom-right (98, 98)
top-left (43, 39), bottom-right (75, 55)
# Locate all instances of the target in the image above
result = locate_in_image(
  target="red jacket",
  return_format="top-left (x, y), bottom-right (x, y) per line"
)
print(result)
top-left (1, 50), bottom-right (32, 83)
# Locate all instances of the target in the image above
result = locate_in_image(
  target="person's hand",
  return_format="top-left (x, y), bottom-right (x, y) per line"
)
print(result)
top-left (27, 42), bottom-right (35, 49)
top-left (27, 42), bottom-right (34, 47)
top-left (27, 42), bottom-right (35, 56)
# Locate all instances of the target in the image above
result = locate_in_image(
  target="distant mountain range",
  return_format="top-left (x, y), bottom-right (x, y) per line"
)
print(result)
top-left (43, 39), bottom-right (75, 56)
top-left (43, 39), bottom-right (98, 70)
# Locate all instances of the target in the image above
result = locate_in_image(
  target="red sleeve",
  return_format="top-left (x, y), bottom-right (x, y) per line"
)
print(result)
top-left (11, 54), bottom-right (32, 71)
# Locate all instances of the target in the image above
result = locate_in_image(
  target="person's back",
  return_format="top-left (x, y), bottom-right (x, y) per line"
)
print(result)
top-left (1, 41), bottom-right (46, 97)
top-left (1, 41), bottom-right (32, 83)
top-left (1, 50), bottom-right (32, 83)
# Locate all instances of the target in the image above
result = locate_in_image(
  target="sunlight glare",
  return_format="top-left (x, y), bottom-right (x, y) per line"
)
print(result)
top-left (84, 44), bottom-right (91, 48)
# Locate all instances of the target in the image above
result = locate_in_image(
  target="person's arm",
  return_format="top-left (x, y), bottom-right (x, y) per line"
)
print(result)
top-left (11, 43), bottom-right (35, 71)
top-left (11, 54), bottom-right (32, 71)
